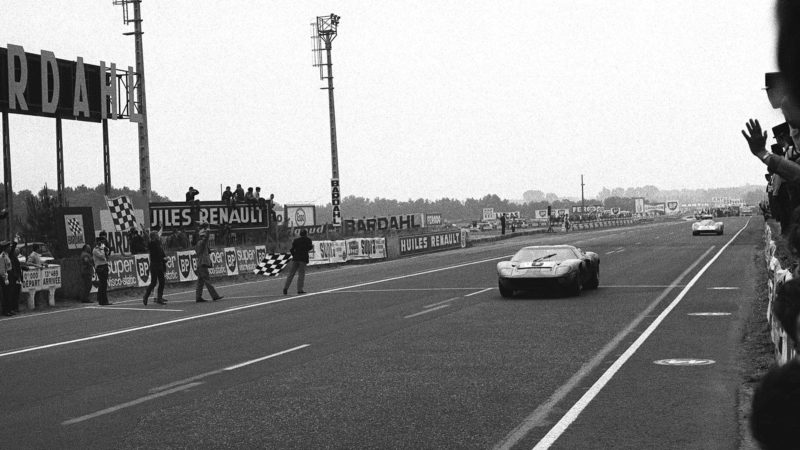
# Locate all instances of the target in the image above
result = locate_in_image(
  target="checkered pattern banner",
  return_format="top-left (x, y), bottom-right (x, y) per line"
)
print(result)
top-left (253, 253), bottom-right (292, 276)
top-left (67, 217), bottom-right (83, 236)
top-left (106, 195), bottom-right (137, 232)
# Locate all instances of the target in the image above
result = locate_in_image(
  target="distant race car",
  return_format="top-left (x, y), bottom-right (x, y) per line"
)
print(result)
top-left (496, 244), bottom-right (599, 297)
top-left (692, 219), bottom-right (724, 236)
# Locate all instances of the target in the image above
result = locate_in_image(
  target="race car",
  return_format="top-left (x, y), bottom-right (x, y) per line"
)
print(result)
top-left (692, 219), bottom-right (723, 236)
top-left (496, 244), bottom-right (599, 297)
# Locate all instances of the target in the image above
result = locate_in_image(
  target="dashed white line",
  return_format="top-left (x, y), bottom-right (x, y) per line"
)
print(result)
top-left (465, 288), bottom-right (493, 297)
top-left (423, 297), bottom-right (461, 309)
top-left (404, 304), bottom-right (450, 319)
top-left (87, 306), bottom-right (184, 312)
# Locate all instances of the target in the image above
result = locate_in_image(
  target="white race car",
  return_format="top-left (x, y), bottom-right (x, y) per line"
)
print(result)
top-left (692, 219), bottom-right (723, 236)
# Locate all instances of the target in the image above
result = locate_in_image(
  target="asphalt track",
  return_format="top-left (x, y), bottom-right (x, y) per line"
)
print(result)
top-left (0, 216), bottom-right (761, 449)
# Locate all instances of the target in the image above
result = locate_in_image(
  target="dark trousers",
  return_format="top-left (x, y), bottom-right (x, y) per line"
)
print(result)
top-left (96, 265), bottom-right (110, 305)
top-left (283, 261), bottom-right (307, 292)
top-left (144, 269), bottom-right (166, 300)
top-left (1, 281), bottom-right (9, 315)
top-left (80, 274), bottom-right (93, 302)
top-left (195, 266), bottom-right (219, 300)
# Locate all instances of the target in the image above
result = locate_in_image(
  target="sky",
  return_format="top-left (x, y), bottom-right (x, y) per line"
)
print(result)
top-left (0, 1), bottom-right (788, 205)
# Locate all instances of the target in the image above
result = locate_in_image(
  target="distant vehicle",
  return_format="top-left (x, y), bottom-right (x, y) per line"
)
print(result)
top-left (17, 242), bottom-right (56, 265)
top-left (681, 215), bottom-right (696, 221)
top-left (692, 219), bottom-right (723, 236)
top-left (496, 244), bottom-right (599, 297)
top-left (478, 222), bottom-right (494, 232)
top-left (740, 206), bottom-right (754, 216)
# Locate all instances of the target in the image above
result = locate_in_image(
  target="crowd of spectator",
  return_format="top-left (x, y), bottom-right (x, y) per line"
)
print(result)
top-left (744, 2), bottom-right (800, 448)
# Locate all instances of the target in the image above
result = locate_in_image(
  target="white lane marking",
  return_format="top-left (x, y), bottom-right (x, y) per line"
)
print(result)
top-left (601, 285), bottom-right (687, 288)
top-left (0, 254), bottom-right (512, 359)
top-left (531, 218), bottom-right (750, 450)
top-left (708, 287), bottom-right (739, 290)
top-left (491, 245), bottom-right (715, 450)
top-left (404, 304), bottom-right (450, 319)
top-left (688, 312), bottom-right (731, 316)
top-left (465, 288), bottom-right (493, 297)
top-left (654, 358), bottom-right (715, 366)
top-left (605, 247), bottom-right (625, 255)
top-left (62, 382), bottom-right (203, 426)
top-left (223, 344), bottom-right (310, 371)
top-left (151, 345), bottom-right (311, 393)
top-left (331, 288), bottom-right (487, 293)
top-left (87, 306), bottom-right (184, 312)
top-left (424, 297), bottom-right (461, 309)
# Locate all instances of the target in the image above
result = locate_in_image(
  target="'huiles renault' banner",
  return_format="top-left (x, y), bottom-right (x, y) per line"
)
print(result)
top-left (399, 230), bottom-right (464, 256)
top-left (149, 201), bottom-right (268, 231)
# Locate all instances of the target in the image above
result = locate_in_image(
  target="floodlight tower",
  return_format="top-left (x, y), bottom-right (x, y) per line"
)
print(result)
top-left (114, 0), bottom-right (151, 203)
top-left (312, 14), bottom-right (342, 226)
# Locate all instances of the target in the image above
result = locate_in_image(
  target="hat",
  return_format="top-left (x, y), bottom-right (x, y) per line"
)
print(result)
top-left (199, 221), bottom-right (209, 229)
top-left (0, 240), bottom-right (10, 248)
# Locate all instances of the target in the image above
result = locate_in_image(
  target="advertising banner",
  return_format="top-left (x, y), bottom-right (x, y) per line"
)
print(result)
top-left (310, 240), bottom-right (345, 265)
top-left (95, 230), bottom-right (131, 256)
top-left (176, 250), bottom-right (198, 282)
top-left (535, 209), bottom-right (549, 219)
top-left (133, 253), bottom-right (151, 288)
top-left (285, 205), bottom-right (316, 228)
top-left (291, 225), bottom-right (331, 237)
top-left (164, 254), bottom-right (180, 283)
top-left (343, 214), bottom-right (422, 233)
top-left (255, 245), bottom-right (267, 265)
top-left (149, 201), bottom-right (268, 231)
top-left (634, 198), bottom-right (645, 214)
top-left (399, 231), bottom-right (463, 256)
top-left (106, 256), bottom-right (140, 290)
top-left (64, 214), bottom-right (87, 250)
top-left (344, 238), bottom-right (387, 260)
top-left (235, 246), bottom-right (260, 273)
top-left (425, 213), bottom-right (443, 227)
top-left (223, 247), bottom-right (240, 276)
top-left (494, 211), bottom-right (520, 219)
top-left (207, 249), bottom-right (228, 277)
top-left (482, 208), bottom-right (495, 221)
top-left (666, 200), bottom-right (680, 215)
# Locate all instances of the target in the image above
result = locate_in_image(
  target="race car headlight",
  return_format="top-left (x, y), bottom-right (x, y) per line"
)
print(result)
top-left (498, 267), bottom-right (514, 276)
top-left (555, 265), bottom-right (573, 275)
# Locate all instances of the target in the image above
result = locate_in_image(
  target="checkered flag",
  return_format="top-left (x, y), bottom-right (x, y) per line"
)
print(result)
top-left (253, 253), bottom-right (292, 276)
top-left (105, 195), bottom-right (137, 232)
top-left (67, 217), bottom-right (83, 236)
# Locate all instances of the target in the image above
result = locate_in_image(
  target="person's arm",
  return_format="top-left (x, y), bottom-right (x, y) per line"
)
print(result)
top-left (742, 119), bottom-right (800, 183)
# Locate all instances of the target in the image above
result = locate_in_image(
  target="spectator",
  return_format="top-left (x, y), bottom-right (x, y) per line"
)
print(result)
top-left (750, 358), bottom-right (800, 450)
top-left (7, 242), bottom-right (21, 313)
top-left (500, 214), bottom-right (506, 235)
top-left (773, 277), bottom-right (800, 348)
top-left (79, 243), bottom-right (94, 303)
top-left (129, 229), bottom-right (146, 254)
top-left (245, 187), bottom-right (256, 205)
top-left (174, 226), bottom-right (189, 250)
top-left (186, 186), bottom-right (199, 202)
top-left (143, 226), bottom-right (167, 306)
top-left (194, 223), bottom-right (223, 303)
top-left (234, 184), bottom-right (245, 203)
top-left (222, 186), bottom-right (233, 207)
top-left (283, 229), bottom-right (313, 295)
top-left (255, 187), bottom-right (263, 207)
top-left (93, 234), bottom-right (112, 306)
top-left (26, 244), bottom-right (43, 267)
top-left (267, 193), bottom-right (276, 221)
top-left (0, 241), bottom-right (12, 316)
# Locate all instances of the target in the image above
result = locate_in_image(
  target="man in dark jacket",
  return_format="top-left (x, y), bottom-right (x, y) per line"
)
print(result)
top-left (194, 224), bottom-right (223, 302)
top-left (283, 229), bottom-right (314, 295)
top-left (79, 244), bottom-right (94, 303)
top-left (143, 227), bottom-right (168, 305)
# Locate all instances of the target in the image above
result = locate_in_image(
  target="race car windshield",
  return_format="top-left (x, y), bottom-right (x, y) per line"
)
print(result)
top-left (511, 248), bottom-right (577, 262)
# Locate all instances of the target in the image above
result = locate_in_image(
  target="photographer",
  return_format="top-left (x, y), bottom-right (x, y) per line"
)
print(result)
top-left (93, 233), bottom-right (112, 306)
top-left (185, 186), bottom-right (199, 202)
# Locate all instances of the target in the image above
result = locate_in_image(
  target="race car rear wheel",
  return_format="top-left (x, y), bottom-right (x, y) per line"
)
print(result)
top-left (498, 281), bottom-right (514, 298)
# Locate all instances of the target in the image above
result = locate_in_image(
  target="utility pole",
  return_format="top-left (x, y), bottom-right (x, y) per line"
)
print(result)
top-left (114, 0), bottom-right (151, 209)
top-left (581, 174), bottom-right (586, 217)
top-left (312, 14), bottom-right (342, 227)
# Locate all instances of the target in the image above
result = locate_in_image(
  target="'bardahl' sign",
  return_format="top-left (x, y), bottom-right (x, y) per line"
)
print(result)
top-left (150, 202), bottom-right (269, 231)
top-left (343, 214), bottom-right (422, 233)
top-left (1, 44), bottom-right (136, 123)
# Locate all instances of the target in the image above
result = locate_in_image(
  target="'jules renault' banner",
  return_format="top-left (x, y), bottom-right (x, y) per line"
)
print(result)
top-left (150, 201), bottom-right (268, 231)
top-left (399, 231), bottom-right (463, 256)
